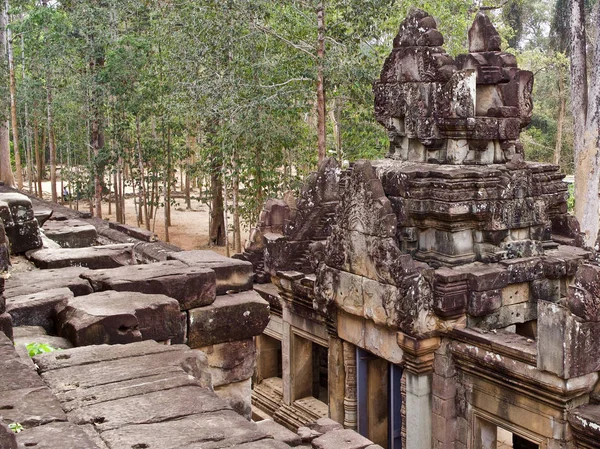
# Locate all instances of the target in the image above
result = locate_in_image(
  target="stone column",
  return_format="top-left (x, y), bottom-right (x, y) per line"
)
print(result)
top-left (397, 332), bottom-right (441, 449)
top-left (281, 320), bottom-right (293, 405)
top-left (328, 335), bottom-right (345, 424)
top-left (342, 341), bottom-right (357, 430)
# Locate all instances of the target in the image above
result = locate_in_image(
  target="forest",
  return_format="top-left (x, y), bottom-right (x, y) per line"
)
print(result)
top-left (0, 0), bottom-right (596, 251)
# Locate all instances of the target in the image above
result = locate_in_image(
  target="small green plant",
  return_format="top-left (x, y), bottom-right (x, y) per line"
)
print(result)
top-left (25, 342), bottom-right (59, 357)
top-left (8, 422), bottom-right (23, 433)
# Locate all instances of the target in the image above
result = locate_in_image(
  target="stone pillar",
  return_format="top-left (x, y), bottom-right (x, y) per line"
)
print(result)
top-left (343, 341), bottom-right (357, 430)
top-left (328, 335), bottom-right (345, 425)
top-left (405, 371), bottom-right (432, 449)
top-left (291, 333), bottom-right (313, 401)
top-left (397, 332), bottom-right (440, 449)
top-left (281, 321), bottom-right (292, 405)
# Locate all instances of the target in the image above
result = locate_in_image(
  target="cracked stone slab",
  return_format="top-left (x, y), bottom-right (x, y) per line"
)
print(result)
top-left (67, 385), bottom-right (230, 432)
top-left (6, 287), bottom-right (73, 332)
top-left (42, 219), bottom-right (98, 248)
top-left (168, 250), bottom-right (254, 295)
top-left (37, 347), bottom-right (210, 392)
top-left (81, 260), bottom-right (216, 310)
top-left (98, 410), bottom-right (267, 449)
top-left (26, 243), bottom-right (135, 269)
top-left (5, 267), bottom-right (94, 298)
top-left (56, 291), bottom-right (184, 346)
top-left (0, 386), bottom-right (67, 428)
top-left (15, 421), bottom-right (103, 449)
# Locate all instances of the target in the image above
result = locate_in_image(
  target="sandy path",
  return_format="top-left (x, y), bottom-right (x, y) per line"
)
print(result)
top-left (38, 181), bottom-right (249, 255)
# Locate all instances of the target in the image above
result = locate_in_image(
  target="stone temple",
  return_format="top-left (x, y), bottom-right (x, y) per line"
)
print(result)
top-left (2, 9), bottom-right (600, 449)
top-left (236, 10), bottom-right (600, 449)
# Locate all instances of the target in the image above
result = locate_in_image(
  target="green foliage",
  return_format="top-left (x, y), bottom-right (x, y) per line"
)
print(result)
top-left (567, 183), bottom-right (575, 212)
top-left (25, 342), bottom-right (59, 357)
top-left (8, 423), bottom-right (23, 433)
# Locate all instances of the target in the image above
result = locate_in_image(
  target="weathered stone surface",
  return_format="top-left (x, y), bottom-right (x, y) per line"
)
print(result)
top-left (0, 193), bottom-right (43, 254)
top-left (199, 339), bottom-right (256, 387)
top-left (256, 419), bottom-right (303, 446)
top-left (309, 418), bottom-right (344, 434)
top-left (568, 404), bottom-right (600, 449)
top-left (81, 260), bottom-right (216, 310)
top-left (56, 291), bottom-right (184, 346)
top-left (235, 440), bottom-right (294, 449)
top-left (26, 243), bottom-right (135, 269)
top-left (566, 263), bottom-right (600, 321)
top-left (0, 357), bottom-right (46, 393)
top-left (5, 287), bottom-right (73, 332)
top-left (5, 267), bottom-right (93, 298)
top-left (468, 289), bottom-right (501, 317)
top-left (13, 326), bottom-right (73, 360)
top-left (15, 421), bottom-right (103, 449)
top-left (0, 386), bottom-right (66, 428)
top-left (0, 420), bottom-right (17, 449)
top-left (169, 250), bottom-right (253, 295)
top-left (311, 429), bottom-right (373, 449)
top-left (57, 371), bottom-right (202, 413)
top-left (187, 290), bottom-right (270, 348)
top-left (0, 313), bottom-right (12, 341)
top-left (42, 219), bottom-right (97, 248)
top-left (214, 378), bottom-right (252, 420)
top-left (99, 411), bottom-right (267, 449)
top-left (108, 220), bottom-right (157, 242)
top-left (67, 385), bottom-right (230, 431)
top-left (36, 343), bottom-right (211, 391)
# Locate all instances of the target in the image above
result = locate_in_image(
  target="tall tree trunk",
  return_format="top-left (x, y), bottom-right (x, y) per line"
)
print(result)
top-left (554, 71), bottom-right (566, 167)
top-left (232, 171), bottom-right (241, 254)
top-left (90, 57), bottom-right (105, 219)
top-left (21, 32), bottom-right (32, 193)
top-left (209, 156), bottom-right (225, 246)
top-left (570, 0), bottom-right (600, 247)
top-left (4, 0), bottom-right (21, 189)
top-left (135, 117), bottom-right (150, 230)
top-left (34, 117), bottom-right (42, 197)
top-left (0, 5), bottom-right (13, 187)
top-left (46, 80), bottom-right (57, 203)
top-left (166, 128), bottom-right (172, 227)
top-left (316, 1), bottom-right (326, 163)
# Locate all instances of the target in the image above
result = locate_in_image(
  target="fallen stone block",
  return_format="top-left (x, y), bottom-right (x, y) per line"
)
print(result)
top-left (13, 326), bottom-right (73, 361)
top-left (0, 357), bottom-right (46, 392)
top-left (108, 220), bottom-right (158, 242)
top-left (56, 291), bottom-right (184, 346)
top-left (33, 208), bottom-right (53, 227)
top-left (42, 219), bottom-right (97, 248)
top-left (5, 287), bottom-right (73, 332)
top-left (235, 441), bottom-right (295, 449)
top-left (257, 419), bottom-right (303, 446)
top-left (5, 267), bottom-right (93, 297)
top-left (15, 421), bottom-right (104, 449)
top-left (309, 417), bottom-right (344, 434)
top-left (311, 429), bottom-right (373, 449)
top-left (26, 243), bottom-right (135, 269)
top-left (81, 260), bottom-right (216, 310)
top-left (187, 290), bottom-right (270, 348)
top-left (168, 250), bottom-right (254, 294)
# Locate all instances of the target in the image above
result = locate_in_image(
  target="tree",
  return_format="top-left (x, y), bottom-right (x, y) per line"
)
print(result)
top-left (569, 0), bottom-right (600, 247)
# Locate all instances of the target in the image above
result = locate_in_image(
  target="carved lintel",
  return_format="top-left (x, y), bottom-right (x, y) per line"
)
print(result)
top-left (342, 341), bottom-right (357, 430)
top-left (397, 332), bottom-right (440, 374)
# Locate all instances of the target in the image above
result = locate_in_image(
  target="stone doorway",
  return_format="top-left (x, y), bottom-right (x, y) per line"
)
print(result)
top-left (356, 348), bottom-right (403, 449)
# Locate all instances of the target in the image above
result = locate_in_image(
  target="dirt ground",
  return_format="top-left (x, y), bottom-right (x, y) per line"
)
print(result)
top-left (39, 181), bottom-right (249, 255)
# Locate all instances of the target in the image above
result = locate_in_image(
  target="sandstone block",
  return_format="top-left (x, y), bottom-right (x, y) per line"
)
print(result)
top-left (42, 219), bottom-right (97, 248)
top-left (5, 267), bottom-right (93, 297)
top-left (5, 287), bottom-right (73, 332)
top-left (0, 421), bottom-right (17, 449)
top-left (168, 250), bottom-right (254, 294)
top-left (0, 386), bottom-right (67, 428)
top-left (214, 378), bottom-right (252, 420)
top-left (309, 417), bottom-right (344, 434)
top-left (198, 338), bottom-right (256, 387)
top-left (67, 385), bottom-right (229, 431)
top-left (26, 243), bottom-right (135, 269)
top-left (187, 290), bottom-right (270, 348)
top-left (0, 312), bottom-right (12, 341)
top-left (81, 260), bottom-right (216, 310)
top-left (311, 429), bottom-right (373, 449)
top-left (468, 289), bottom-right (501, 317)
top-left (501, 282), bottom-right (530, 306)
top-left (99, 410), bottom-right (266, 449)
top-left (467, 265), bottom-right (508, 291)
top-left (56, 291), bottom-right (183, 346)
top-left (256, 419), bottom-right (303, 446)
top-left (15, 421), bottom-right (103, 449)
